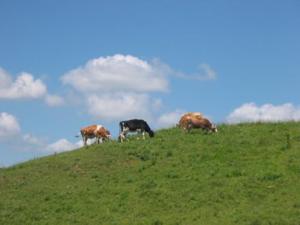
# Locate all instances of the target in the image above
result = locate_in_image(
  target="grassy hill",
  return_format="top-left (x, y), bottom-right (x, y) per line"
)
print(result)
top-left (0, 122), bottom-right (300, 225)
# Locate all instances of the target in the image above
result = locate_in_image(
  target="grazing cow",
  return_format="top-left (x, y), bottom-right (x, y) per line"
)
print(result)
top-left (119, 119), bottom-right (154, 142)
top-left (80, 125), bottom-right (111, 146)
top-left (178, 112), bottom-right (203, 128)
top-left (185, 117), bottom-right (218, 133)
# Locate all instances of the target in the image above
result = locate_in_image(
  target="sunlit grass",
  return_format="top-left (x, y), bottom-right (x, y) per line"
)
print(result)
top-left (0, 122), bottom-right (300, 225)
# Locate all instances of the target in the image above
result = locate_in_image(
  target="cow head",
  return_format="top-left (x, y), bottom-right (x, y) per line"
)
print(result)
top-left (104, 130), bottom-right (111, 140)
top-left (211, 124), bottom-right (218, 133)
top-left (148, 130), bottom-right (155, 137)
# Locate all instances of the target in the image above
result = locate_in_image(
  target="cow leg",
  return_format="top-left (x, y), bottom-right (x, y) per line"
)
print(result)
top-left (182, 121), bottom-right (190, 132)
top-left (136, 130), bottom-right (141, 140)
top-left (119, 128), bottom-right (129, 142)
top-left (142, 131), bottom-right (145, 140)
top-left (123, 133), bottom-right (129, 142)
top-left (187, 123), bottom-right (192, 132)
top-left (119, 132), bottom-right (126, 143)
top-left (125, 131), bottom-right (130, 142)
top-left (82, 136), bottom-right (85, 146)
top-left (81, 133), bottom-right (86, 147)
top-left (84, 137), bottom-right (88, 147)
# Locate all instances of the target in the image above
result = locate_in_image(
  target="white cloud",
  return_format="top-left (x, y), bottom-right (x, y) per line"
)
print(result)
top-left (226, 103), bottom-right (300, 124)
top-left (156, 109), bottom-right (185, 128)
top-left (60, 54), bottom-right (170, 121)
top-left (0, 114), bottom-right (81, 155)
top-left (0, 112), bottom-right (21, 140)
top-left (61, 54), bottom-right (217, 122)
top-left (21, 133), bottom-right (83, 153)
top-left (45, 94), bottom-right (64, 107)
top-left (46, 139), bottom-right (81, 153)
top-left (175, 63), bottom-right (217, 80)
top-left (22, 133), bottom-right (44, 146)
top-left (197, 63), bottom-right (217, 80)
top-left (61, 54), bottom-right (169, 93)
top-left (0, 67), bottom-right (65, 108)
top-left (0, 68), bottom-right (47, 99)
top-left (87, 93), bottom-right (158, 121)
top-left (0, 68), bottom-right (12, 88)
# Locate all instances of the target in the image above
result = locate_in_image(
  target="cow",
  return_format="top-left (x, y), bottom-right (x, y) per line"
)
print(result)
top-left (118, 119), bottom-right (154, 142)
top-left (178, 113), bottom-right (201, 129)
top-left (178, 112), bottom-right (204, 128)
top-left (185, 117), bottom-right (218, 133)
top-left (79, 124), bottom-right (111, 146)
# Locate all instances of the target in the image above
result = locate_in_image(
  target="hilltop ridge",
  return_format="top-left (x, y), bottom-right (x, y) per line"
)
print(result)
top-left (0, 122), bottom-right (300, 225)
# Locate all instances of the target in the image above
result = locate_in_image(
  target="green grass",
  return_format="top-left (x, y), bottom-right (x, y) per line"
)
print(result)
top-left (1, 122), bottom-right (300, 225)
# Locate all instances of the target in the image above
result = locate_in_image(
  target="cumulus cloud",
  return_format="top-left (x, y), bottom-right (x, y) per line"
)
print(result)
top-left (0, 114), bottom-right (80, 155)
top-left (226, 103), bottom-right (300, 124)
top-left (0, 112), bottom-right (21, 140)
top-left (0, 67), bottom-right (65, 107)
top-left (61, 54), bottom-right (217, 122)
top-left (21, 133), bottom-right (83, 153)
top-left (45, 94), bottom-right (64, 107)
top-left (156, 110), bottom-right (185, 128)
top-left (46, 139), bottom-right (81, 153)
top-left (87, 93), bottom-right (159, 121)
top-left (0, 68), bottom-right (47, 99)
top-left (61, 54), bottom-right (169, 93)
top-left (60, 54), bottom-right (172, 121)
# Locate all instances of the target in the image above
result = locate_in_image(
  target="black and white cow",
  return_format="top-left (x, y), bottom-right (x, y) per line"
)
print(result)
top-left (118, 119), bottom-right (154, 142)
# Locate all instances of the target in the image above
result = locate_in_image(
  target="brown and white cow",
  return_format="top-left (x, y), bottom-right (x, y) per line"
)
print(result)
top-left (185, 117), bottom-right (218, 133)
top-left (80, 125), bottom-right (111, 146)
top-left (178, 112), bottom-right (204, 129)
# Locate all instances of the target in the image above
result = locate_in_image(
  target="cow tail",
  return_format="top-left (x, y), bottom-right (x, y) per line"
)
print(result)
top-left (75, 130), bottom-right (83, 138)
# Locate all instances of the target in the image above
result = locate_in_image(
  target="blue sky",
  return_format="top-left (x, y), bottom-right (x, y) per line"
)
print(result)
top-left (1, 0), bottom-right (300, 166)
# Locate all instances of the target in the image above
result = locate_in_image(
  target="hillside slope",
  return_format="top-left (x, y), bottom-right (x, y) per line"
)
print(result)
top-left (0, 123), bottom-right (300, 225)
